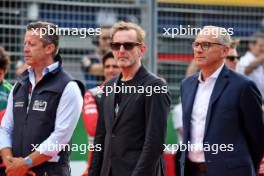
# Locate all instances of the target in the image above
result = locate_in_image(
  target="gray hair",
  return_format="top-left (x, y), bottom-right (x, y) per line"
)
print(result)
top-left (199, 26), bottom-right (231, 46)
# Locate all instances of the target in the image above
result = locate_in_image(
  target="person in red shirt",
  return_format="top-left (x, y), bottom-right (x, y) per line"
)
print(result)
top-left (260, 158), bottom-right (264, 175)
top-left (82, 51), bottom-right (121, 176)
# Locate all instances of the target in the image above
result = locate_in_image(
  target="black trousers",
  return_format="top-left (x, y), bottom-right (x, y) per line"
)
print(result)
top-left (185, 159), bottom-right (206, 176)
top-left (31, 163), bottom-right (71, 176)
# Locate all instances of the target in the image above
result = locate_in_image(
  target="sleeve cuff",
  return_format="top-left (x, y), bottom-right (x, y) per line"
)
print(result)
top-left (35, 147), bottom-right (60, 162)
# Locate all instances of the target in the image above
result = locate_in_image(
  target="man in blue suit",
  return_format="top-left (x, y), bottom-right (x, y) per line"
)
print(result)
top-left (180, 26), bottom-right (264, 176)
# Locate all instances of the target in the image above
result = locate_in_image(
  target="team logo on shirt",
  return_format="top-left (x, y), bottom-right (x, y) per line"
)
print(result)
top-left (14, 101), bottom-right (24, 108)
top-left (32, 100), bottom-right (47, 111)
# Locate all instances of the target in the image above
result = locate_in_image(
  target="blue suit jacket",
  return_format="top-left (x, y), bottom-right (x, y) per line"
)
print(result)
top-left (180, 65), bottom-right (264, 176)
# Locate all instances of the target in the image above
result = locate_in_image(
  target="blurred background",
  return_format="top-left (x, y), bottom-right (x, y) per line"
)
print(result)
top-left (1, 0), bottom-right (264, 175)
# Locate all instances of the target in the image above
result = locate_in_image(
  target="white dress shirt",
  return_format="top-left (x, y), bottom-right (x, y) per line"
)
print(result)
top-left (172, 103), bottom-right (183, 130)
top-left (172, 103), bottom-right (183, 143)
top-left (188, 64), bottom-right (224, 163)
top-left (0, 62), bottom-right (83, 162)
top-left (236, 51), bottom-right (264, 99)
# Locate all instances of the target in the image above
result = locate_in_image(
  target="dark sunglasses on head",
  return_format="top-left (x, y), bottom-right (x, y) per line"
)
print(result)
top-left (225, 56), bottom-right (240, 61)
top-left (110, 42), bottom-right (142, 51)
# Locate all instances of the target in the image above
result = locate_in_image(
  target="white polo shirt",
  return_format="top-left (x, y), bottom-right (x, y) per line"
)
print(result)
top-left (236, 51), bottom-right (264, 99)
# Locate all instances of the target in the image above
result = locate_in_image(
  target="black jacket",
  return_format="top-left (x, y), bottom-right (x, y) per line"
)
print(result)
top-left (88, 66), bottom-right (171, 176)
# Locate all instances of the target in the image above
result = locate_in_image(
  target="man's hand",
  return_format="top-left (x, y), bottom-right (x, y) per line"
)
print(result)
top-left (3, 156), bottom-right (13, 170)
top-left (5, 157), bottom-right (30, 176)
top-left (1, 148), bottom-right (14, 170)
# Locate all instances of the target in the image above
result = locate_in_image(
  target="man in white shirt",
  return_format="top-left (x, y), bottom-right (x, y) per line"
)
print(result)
top-left (236, 32), bottom-right (264, 99)
top-left (180, 26), bottom-right (264, 176)
top-left (0, 21), bottom-right (84, 176)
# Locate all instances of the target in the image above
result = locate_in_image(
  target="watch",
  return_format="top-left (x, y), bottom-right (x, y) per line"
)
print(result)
top-left (24, 156), bottom-right (33, 167)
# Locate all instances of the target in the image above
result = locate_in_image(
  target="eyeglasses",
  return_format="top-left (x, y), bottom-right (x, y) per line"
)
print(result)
top-left (225, 56), bottom-right (240, 61)
top-left (192, 42), bottom-right (224, 51)
top-left (110, 42), bottom-right (142, 51)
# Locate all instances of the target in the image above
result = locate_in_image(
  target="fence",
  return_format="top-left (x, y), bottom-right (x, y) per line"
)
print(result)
top-left (1, 1), bottom-right (264, 175)
top-left (1, 0), bottom-right (264, 105)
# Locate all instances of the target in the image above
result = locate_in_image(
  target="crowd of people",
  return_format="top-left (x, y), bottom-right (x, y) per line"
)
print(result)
top-left (0, 20), bottom-right (263, 176)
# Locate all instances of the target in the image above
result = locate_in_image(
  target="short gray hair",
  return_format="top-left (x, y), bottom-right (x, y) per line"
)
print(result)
top-left (199, 26), bottom-right (231, 46)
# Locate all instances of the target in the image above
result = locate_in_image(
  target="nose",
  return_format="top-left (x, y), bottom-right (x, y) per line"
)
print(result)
top-left (119, 45), bottom-right (125, 52)
top-left (24, 45), bottom-right (30, 53)
top-left (109, 66), bottom-right (117, 74)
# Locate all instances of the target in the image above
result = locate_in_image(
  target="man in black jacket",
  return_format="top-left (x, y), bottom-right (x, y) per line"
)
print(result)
top-left (88, 21), bottom-right (171, 176)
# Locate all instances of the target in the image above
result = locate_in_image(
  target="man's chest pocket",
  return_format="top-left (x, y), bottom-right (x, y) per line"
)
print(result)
top-left (29, 91), bottom-right (60, 121)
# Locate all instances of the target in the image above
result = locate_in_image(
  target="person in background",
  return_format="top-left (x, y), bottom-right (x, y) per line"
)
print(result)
top-left (15, 59), bottom-right (28, 76)
top-left (0, 47), bottom-right (12, 176)
top-left (236, 32), bottom-right (264, 100)
top-left (0, 47), bottom-right (12, 115)
top-left (82, 51), bottom-right (121, 176)
top-left (224, 39), bottom-right (240, 70)
top-left (236, 33), bottom-right (264, 176)
top-left (81, 26), bottom-right (112, 89)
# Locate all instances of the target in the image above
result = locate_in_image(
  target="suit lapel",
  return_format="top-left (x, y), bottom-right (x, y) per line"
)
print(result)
top-left (204, 66), bottom-right (229, 138)
top-left (104, 77), bottom-right (119, 129)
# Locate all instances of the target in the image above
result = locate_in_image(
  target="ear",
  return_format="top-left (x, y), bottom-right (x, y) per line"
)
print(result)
top-left (140, 44), bottom-right (147, 57)
top-left (222, 46), bottom-right (229, 58)
top-left (45, 43), bottom-right (56, 55)
top-left (3, 68), bottom-right (7, 74)
top-left (248, 42), bottom-right (254, 51)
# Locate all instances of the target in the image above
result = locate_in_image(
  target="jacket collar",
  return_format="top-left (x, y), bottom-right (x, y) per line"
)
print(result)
top-left (17, 54), bottom-right (63, 85)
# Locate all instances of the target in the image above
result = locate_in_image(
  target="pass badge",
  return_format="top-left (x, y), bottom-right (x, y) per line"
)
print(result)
top-left (32, 100), bottom-right (47, 111)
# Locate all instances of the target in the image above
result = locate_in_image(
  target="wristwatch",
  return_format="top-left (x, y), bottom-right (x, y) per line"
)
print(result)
top-left (24, 156), bottom-right (33, 167)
